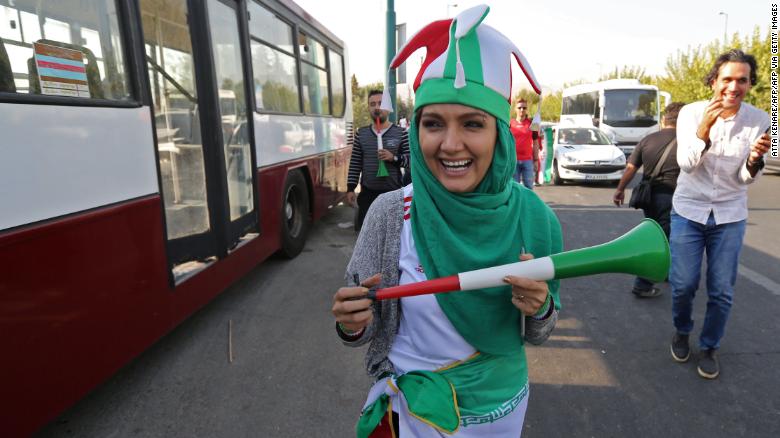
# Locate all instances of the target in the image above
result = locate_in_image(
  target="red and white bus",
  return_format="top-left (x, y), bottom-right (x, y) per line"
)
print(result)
top-left (0, 0), bottom-right (352, 434)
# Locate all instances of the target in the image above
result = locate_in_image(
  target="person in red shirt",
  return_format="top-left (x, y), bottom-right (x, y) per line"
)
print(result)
top-left (509, 99), bottom-right (540, 189)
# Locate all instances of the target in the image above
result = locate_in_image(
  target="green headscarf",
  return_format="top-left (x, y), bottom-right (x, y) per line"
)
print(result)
top-left (409, 112), bottom-right (561, 355)
top-left (358, 7), bottom-right (562, 434)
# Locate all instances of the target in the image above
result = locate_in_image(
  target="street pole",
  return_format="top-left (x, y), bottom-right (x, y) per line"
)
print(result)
top-left (719, 12), bottom-right (728, 48)
top-left (386, 0), bottom-right (396, 122)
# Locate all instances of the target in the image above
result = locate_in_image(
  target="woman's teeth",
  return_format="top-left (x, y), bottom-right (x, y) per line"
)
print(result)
top-left (441, 159), bottom-right (472, 169)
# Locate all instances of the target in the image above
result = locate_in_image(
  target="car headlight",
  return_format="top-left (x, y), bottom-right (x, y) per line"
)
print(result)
top-left (610, 155), bottom-right (626, 164)
top-left (560, 154), bottom-right (578, 164)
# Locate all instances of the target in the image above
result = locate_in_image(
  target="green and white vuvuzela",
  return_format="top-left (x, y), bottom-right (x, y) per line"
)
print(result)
top-left (372, 219), bottom-right (670, 300)
top-left (375, 117), bottom-right (389, 177)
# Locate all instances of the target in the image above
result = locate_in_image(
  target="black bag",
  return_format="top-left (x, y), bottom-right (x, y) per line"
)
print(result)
top-left (628, 180), bottom-right (652, 209)
top-left (628, 138), bottom-right (676, 210)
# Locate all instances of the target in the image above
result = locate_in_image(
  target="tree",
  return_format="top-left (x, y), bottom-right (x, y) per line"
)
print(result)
top-left (351, 80), bottom-right (383, 127)
top-left (742, 27), bottom-right (771, 112)
top-left (540, 90), bottom-right (562, 122)
top-left (598, 65), bottom-right (649, 82)
top-left (510, 88), bottom-right (561, 122)
top-left (655, 25), bottom-right (770, 113)
top-left (511, 88), bottom-right (539, 119)
top-left (351, 74), bottom-right (360, 101)
top-left (396, 96), bottom-right (414, 122)
top-left (350, 76), bottom-right (415, 127)
top-left (655, 41), bottom-right (721, 105)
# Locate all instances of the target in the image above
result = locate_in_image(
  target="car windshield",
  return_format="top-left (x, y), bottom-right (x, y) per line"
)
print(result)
top-left (557, 128), bottom-right (612, 145)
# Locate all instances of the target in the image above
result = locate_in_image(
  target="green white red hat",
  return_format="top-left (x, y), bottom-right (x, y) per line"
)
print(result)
top-left (380, 4), bottom-right (542, 125)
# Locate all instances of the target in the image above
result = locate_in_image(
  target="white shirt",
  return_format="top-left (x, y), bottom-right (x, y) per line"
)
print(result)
top-left (674, 101), bottom-right (770, 225)
top-left (389, 185), bottom-right (476, 373)
top-left (365, 184), bottom-right (528, 436)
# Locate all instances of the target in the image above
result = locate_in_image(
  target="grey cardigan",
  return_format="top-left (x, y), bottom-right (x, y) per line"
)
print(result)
top-left (341, 188), bottom-right (559, 380)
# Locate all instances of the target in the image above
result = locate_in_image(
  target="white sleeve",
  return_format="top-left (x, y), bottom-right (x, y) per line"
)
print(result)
top-left (737, 112), bottom-right (771, 184)
top-left (676, 103), bottom-right (709, 173)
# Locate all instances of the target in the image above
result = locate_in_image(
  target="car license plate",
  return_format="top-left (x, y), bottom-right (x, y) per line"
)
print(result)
top-left (585, 174), bottom-right (608, 180)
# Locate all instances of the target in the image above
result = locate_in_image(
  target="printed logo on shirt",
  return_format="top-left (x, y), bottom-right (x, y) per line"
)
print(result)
top-left (415, 264), bottom-right (424, 273)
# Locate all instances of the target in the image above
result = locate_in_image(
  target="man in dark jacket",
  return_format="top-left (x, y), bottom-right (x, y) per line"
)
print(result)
top-left (613, 102), bottom-right (685, 297)
top-left (347, 90), bottom-right (409, 231)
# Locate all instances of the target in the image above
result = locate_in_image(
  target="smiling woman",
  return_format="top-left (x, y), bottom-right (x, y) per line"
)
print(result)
top-left (331, 5), bottom-right (564, 437)
top-left (418, 104), bottom-right (497, 193)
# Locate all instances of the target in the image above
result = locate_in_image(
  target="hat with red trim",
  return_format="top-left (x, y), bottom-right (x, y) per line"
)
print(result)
top-left (380, 4), bottom-right (542, 125)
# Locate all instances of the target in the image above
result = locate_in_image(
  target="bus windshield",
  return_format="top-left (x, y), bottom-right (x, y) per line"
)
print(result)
top-left (602, 89), bottom-right (658, 128)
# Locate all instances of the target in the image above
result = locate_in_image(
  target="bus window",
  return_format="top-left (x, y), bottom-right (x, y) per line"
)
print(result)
top-left (247, 1), bottom-right (300, 113)
top-left (140, 0), bottom-right (211, 244)
top-left (561, 91), bottom-right (598, 117)
top-left (329, 51), bottom-right (345, 116)
top-left (207, 0), bottom-right (255, 221)
top-left (0, 0), bottom-right (130, 100)
top-left (299, 31), bottom-right (329, 115)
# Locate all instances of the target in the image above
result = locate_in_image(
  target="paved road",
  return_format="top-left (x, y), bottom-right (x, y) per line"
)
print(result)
top-left (39, 173), bottom-right (780, 437)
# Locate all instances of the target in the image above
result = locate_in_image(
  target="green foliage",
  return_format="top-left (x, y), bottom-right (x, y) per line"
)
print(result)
top-left (511, 89), bottom-right (539, 119)
top-left (656, 25), bottom-right (770, 113)
top-left (540, 90), bottom-right (562, 122)
top-left (396, 96), bottom-right (414, 121)
top-left (598, 65), bottom-right (649, 82)
top-left (351, 25), bottom-right (771, 129)
top-left (543, 25), bottom-right (772, 122)
top-left (562, 78), bottom-right (590, 88)
top-left (350, 78), bottom-right (382, 127)
top-left (511, 88), bottom-right (561, 122)
top-left (351, 74), bottom-right (360, 100)
top-left (743, 27), bottom-right (771, 112)
top-left (655, 40), bottom-right (721, 104)
top-left (350, 76), bottom-right (413, 127)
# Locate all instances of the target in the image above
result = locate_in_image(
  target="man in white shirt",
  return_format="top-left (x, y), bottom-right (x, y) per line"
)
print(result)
top-left (669, 50), bottom-right (771, 380)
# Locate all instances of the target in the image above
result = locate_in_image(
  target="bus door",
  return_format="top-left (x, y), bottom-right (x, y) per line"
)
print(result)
top-left (139, 0), bottom-right (258, 281)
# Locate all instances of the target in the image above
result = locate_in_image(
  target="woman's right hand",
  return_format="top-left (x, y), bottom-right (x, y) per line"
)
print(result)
top-left (332, 273), bottom-right (381, 333)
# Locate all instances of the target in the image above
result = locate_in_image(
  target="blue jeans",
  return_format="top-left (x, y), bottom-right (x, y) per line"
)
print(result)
top-left (669, 210), bottom-right (746, 350)
top-left (514, 160), bottom-right (535, 189)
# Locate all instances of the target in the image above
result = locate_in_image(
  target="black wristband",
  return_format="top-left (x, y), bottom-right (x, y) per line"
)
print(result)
top-left (336, 322), bottom-right (365, 341)
top-left (747, 156), bottom-right (765, 170)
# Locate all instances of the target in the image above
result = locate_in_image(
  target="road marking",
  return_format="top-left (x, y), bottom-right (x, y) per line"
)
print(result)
top-left (738, 264), bottom-right (780, 296)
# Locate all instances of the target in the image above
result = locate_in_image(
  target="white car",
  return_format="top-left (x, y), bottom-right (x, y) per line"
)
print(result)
top-left (552, 127), bottom-right (626, 184)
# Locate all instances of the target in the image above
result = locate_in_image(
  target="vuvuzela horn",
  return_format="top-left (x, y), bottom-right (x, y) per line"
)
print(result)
top-left (372, 219), bottom-right (670, 301)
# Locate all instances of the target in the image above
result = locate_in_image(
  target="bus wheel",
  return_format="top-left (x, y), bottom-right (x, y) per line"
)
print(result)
top-left (279, 170), bottom-right (310, 258)
top-left (552, 160), bottom-right (564, 185)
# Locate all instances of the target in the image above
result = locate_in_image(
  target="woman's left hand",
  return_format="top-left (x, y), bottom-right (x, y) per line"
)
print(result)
top-left (504, 253), bottom-right (549, 314)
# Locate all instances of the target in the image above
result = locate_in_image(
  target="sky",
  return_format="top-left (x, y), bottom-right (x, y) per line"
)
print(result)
top-left (294, 0), bottom-right (768, 96)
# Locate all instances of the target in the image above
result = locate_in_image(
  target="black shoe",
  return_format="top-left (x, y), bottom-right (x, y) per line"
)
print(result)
top-left (671, 333), bottom-right (690, 362)
top-left (697, 349), bottom-right (720, 379)
top-left (632, 287), bottom-right (662, 298)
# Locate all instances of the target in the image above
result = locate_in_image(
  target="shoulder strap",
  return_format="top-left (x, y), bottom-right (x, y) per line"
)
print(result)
top-left (648, 138), bottom-right (676, 181)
